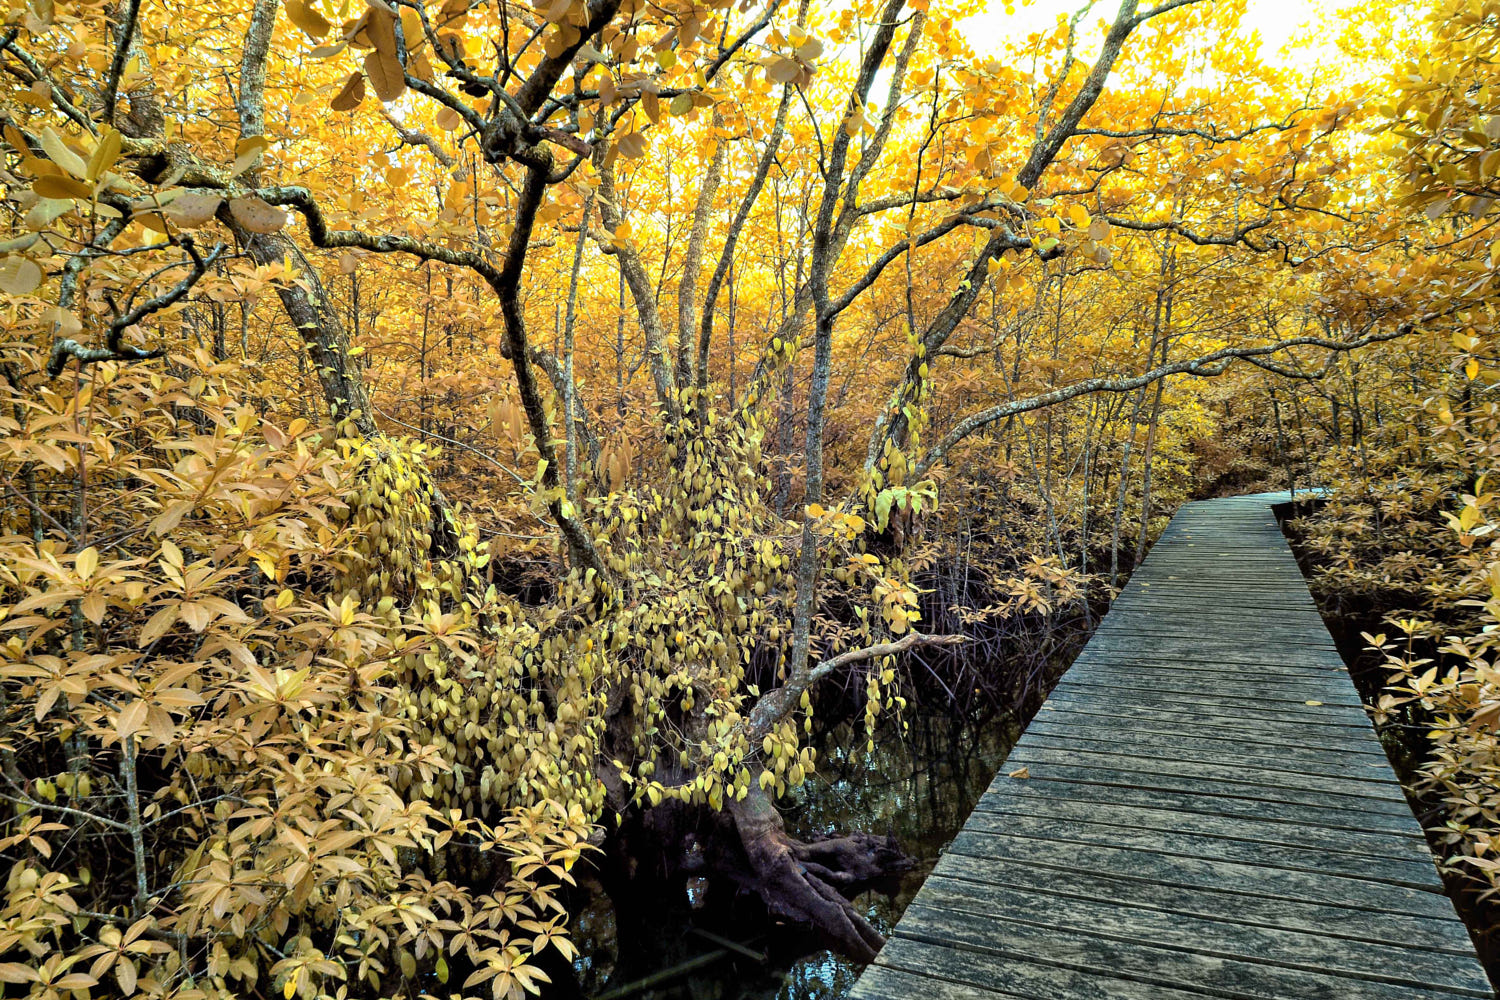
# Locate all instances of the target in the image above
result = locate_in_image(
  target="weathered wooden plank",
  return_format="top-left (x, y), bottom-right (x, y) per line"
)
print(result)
top-left (1016, 723), bottom-right (1401, 782)
top-left (1030, 703), bottom-right (1390, 757)
top-left (973, 791), bottom-right (1431, 861)
top-left (860, 941), bottom-right (1218, 1000)
top-left (928, 854), bottom-right (1472, 953)
top-left (998, 747), bottom-right (1412, 811)
top-left (1080, 635), bottom-right (1343, 661)
top-left (1030, 701), bottom-right (1385, 748)
top-left (982, 763), bottom-right (1418, 833)
top-left (1054, 673), bottom-right (1367, 711)
top-left (958, 814), bottom-right (1440, 889)
top-left (911, 875), bottom-right (1485, 993)
top-left (1092, 624), bottom-right (1339, 645)
top-left (1057, 673), bottom-right (1362, 707)
top-left (894, 903), bottom-right (1491, 999)
top-left (1067, 651), bottom-right (1351, 679)
top-left (1034, 692), bottom-right (1373, 731)
top-left (982, 776), bottom-right (1427, 839)
top-left (849, 962), bottom-right (1020, 1000)
top-left (943, 830), bottom-right (1462, 919)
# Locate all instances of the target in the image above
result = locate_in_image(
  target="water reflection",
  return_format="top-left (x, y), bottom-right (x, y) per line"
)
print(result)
top-left (565, 706), bottom-right (1024, 1000)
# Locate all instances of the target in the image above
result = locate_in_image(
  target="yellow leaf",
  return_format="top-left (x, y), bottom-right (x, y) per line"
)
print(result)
top-left (285, 0), bottom-right (330, 38)
top-left (159, 193), bottom-right (222, 229)
top-left (330, 71), bottom-right (366, 112)
top-left (116, 700), bottom-right (148, 740)
top-left (364, 48), bottom-right (406, 102)
top-left (40, 126), bottom-right (88, 178)
top-left (228, 196), bottom-right (288, 234)
top-left (618, 132), bottom-right (647, 158)
top-left (85, 126), bottom-right (122, 181)
top-left (236, 135), bottom-right (271, 158)
top-left (767, 57), bottom-right (800, 84)
top-left (32, 174), bottom-right (93, 200)
top-left (0, 256), bottom-right (43, 295)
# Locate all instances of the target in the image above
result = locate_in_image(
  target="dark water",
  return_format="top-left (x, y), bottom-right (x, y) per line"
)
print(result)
top-left (564, 707), bottom-right (1024, 1000)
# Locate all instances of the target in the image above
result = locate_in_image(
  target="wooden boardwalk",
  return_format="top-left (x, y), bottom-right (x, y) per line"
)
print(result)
top-left (851, 492), bottom-right (1494, 1000)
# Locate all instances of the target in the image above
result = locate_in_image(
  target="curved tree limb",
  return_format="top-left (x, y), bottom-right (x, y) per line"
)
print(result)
top-left (912, 323), bottom-right (1424, 480)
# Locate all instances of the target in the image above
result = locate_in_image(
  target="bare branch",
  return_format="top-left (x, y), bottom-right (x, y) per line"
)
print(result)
top-left (806, 632), bottom-right (967, 685)
top-left (913, 324), bottom-right (1423, 480)
top-left (47, 239), bottom-right (222, 377)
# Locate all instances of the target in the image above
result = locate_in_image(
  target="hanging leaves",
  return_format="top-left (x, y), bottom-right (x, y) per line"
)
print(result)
top-left (85, 126), bottom-right (122, 182)
top-left (231, 135), bottom-right (272, 177)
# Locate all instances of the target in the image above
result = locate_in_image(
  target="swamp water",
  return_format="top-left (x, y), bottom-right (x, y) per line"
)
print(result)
top-left (563, 707), bottom-right (1025, 1000)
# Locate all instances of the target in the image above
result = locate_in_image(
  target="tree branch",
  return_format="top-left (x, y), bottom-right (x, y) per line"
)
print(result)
top-left (913, 324), bottom-right (1423, 480)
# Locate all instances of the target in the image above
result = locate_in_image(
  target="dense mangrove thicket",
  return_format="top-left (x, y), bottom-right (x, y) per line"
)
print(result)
top-left (0, 0), bottom-right (1496, 995)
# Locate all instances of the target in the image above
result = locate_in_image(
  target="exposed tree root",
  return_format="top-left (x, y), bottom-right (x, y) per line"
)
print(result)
top-left (725, 784), bottom-right (901, 963)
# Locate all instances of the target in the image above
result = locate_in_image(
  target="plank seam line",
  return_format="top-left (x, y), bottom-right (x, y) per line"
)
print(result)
top-left (1057, 679), bottom-right (1365, 710)
top-left (1034, 704), bottom-right (1374, 732)
top-left (1023, 713), bottom-right (1389, 756)
top-left (1032, 703), bottom-right (1385, 737)
top-left (862, 958), bottom-right (1037, 1000)
top-left (1027, 707), bottom-right (1389, 755)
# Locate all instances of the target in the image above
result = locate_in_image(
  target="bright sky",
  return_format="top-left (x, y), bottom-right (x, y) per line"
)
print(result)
top-left (959, 0), bottom-right (1336, 66)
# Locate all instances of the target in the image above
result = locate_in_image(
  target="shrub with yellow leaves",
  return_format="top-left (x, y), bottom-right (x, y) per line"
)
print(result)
top-left (0, 346), bottom-right (587, 1000)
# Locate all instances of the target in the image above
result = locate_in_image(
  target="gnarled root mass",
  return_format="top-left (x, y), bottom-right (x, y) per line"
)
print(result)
top-left (726, 785), bottom-right (908, 962)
